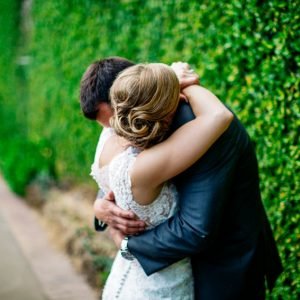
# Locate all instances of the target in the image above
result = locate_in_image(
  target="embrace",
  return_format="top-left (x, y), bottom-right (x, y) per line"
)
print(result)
top-left (80, 57), bottom-right (282, 299)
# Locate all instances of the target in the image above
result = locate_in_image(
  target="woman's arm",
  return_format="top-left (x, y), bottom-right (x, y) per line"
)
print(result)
top-left (131, 85), bottom-right (234, 204)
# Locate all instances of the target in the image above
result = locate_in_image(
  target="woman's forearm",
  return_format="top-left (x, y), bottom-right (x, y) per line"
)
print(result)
top-left (182, 85), bottom-right (231, 119)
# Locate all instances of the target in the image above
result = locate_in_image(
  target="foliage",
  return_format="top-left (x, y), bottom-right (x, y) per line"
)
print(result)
top-left (0, 0), bottom-right (52, 194)
top-left (0, 0), bottom-right (299, 297)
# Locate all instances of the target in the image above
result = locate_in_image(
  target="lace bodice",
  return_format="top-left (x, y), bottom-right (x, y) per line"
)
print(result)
top-left (91, 146), bottom-right (178, 229)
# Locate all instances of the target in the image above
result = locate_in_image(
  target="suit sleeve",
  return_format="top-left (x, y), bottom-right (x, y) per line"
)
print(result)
top-left (94, 190), bottom-right (108, 231)
top-left (128, 104), bottom-right (241, 275)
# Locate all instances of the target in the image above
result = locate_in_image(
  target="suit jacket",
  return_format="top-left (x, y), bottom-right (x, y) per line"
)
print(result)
top-left (128, 102), bottom-right (283, 300)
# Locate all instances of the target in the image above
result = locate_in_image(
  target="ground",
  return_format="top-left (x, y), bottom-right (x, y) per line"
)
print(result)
top-left (0, 177), bottom-right (98, 300)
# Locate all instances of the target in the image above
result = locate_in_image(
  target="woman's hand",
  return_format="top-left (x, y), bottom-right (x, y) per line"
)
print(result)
top-left (170, 62), bottom-right (199, 89)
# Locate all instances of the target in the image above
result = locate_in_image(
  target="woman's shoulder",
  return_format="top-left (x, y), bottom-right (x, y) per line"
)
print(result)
top-left (99, 135), bottom-right (130, 167)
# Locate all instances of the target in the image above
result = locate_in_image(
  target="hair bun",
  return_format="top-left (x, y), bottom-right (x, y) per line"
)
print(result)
top-left (110, 63), bottom-right (180, 149)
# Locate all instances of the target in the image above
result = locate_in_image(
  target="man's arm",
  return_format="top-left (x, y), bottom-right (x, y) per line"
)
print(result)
top-left (128, 159), bottom-right (236, 274)
top-left (127, 104), bottom-right (242, 275)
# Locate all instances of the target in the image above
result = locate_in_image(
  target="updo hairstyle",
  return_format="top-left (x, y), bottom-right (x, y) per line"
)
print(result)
top-left (110, 63), bottom-right (180, 149)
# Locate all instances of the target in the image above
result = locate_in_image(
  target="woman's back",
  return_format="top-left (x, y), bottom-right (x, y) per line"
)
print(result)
top-left (108, 146), bottom-right (178, 228)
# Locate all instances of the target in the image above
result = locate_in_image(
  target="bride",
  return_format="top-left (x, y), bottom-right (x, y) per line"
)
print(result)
top-left (91, 62), bottom-right (233, 299)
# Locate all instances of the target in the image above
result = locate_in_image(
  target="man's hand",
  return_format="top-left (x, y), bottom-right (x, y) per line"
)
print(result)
top-left (94, 191), bottom-right (146, 235)
top-left (171, 62), bottom-right (199, 89)
top-left (108, 227), bottom-right (125, 249)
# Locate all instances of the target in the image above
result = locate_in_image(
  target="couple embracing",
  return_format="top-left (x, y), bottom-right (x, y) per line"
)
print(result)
top-left (79, 57), bottom-right (282, 299)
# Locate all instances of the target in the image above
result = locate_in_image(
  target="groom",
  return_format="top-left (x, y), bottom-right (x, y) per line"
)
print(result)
top-left (80, 57), bottom-right (282, 299)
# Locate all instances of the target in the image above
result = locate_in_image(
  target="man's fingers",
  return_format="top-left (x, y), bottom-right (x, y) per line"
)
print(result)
top-left (94, 197), bottom-right (112, 221)
top-left (112, 216), bottom-right (145, 229)
top-left (114, 224), bottom-right (144, 235)
top-left (111, 206), bottom-right (137, 219)
top-left (106, 190), bottom-right (115, 201)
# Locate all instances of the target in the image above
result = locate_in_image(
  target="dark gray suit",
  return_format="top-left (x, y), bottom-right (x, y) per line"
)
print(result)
top-left (128, 103), bottom-right (282, 299)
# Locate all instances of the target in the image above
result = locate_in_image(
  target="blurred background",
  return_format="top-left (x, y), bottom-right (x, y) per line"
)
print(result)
top-left (0, 0), bottom-right (299, 299)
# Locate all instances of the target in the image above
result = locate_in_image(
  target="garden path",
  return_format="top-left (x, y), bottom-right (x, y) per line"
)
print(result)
top-left (0, 177), bottom-right (98, 300)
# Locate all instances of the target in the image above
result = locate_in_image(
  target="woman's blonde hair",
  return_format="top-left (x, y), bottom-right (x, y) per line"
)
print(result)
top-left (110, 63), bottom-right (180, 149)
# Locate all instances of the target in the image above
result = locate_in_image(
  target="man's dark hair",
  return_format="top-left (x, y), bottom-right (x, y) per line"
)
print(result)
top-left (80, 56), bottom-right (135, 120)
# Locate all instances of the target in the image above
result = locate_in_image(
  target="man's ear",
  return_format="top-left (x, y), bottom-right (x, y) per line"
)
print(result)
top-left (96, 102), bottom-right (113, 127)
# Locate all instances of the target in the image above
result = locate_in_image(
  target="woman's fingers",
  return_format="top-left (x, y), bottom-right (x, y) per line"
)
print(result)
top-left (180, 93), bottom-right (188, 102)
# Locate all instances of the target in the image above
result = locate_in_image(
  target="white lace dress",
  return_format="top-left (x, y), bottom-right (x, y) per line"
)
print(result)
top-left (91, 146), bottom-right (194, 300)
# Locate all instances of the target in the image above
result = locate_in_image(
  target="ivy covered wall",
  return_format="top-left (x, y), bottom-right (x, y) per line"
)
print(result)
top-left (0, 1), bottom-right (299, 298)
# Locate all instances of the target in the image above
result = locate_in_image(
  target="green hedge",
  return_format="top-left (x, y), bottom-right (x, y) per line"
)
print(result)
top-left (0, 0), bottom-right (299, 298)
